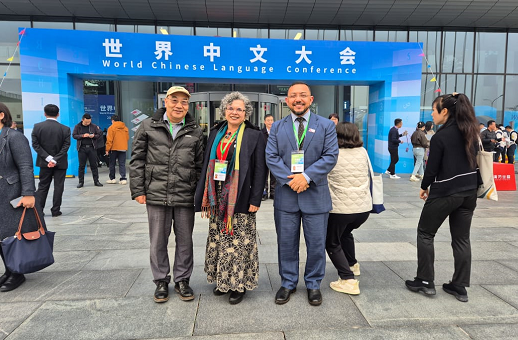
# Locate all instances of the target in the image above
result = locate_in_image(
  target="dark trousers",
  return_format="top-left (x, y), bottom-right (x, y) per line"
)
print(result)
top-left (78, 146), bottom-right (99, 183)
top-left (506, 144), bottom-right (516, 164)
top-left (274, 209), bottom-right (328, 290)
top-left (109, 151), bottom-right (127, 180)
top-left (494, 147), bottom-right (503, 162)
top-left (0, 247), bottom-right (11, 276)
top-left (36, 167), bottom-right (66, 214)
top-left (264, 170), bottom-right (276, 198)
top-left (416, 190), bottom-right (477, 287)
top-left (387, 148), bottom-right (399, 175)
top-left (146, 204), bottom-right (195, 284)
top-left (326, 212), bottom-right (369, 280)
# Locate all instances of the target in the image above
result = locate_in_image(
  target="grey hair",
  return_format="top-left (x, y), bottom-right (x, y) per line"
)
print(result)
top-left (218, 91), bottom-right (253, 120)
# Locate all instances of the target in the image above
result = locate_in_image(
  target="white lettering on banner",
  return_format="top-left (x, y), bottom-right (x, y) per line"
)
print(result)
top-left (295, 46), bottom-right (312, 64)
top-left (340, 47), bottom-right (356, 65)
top-left (204, 43), bottom-right (220, 62)
top-left (101, 60), bottom-right (143, 68)
top-left (155, 41), bottom-right (173, 60)
top-left (102, 39), bottom-right (123, 58)
top-left (286, 65), bottom-right (356, 74)
top-left (250, 45), bottom-right (267, 63)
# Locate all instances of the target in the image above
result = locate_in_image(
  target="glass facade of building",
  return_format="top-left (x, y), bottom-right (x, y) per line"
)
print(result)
top-left (2, 20), bottom-right (518, 131)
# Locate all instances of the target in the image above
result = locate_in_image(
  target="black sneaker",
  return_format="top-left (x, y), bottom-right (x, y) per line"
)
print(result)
top-left (443, 282), bottom-right (468, 302)
top-left (405, 278), bottom-right (436, 295)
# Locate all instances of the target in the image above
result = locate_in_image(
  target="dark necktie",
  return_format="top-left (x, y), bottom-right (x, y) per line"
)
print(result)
top-left (296, 117), bottom-right (305, 149)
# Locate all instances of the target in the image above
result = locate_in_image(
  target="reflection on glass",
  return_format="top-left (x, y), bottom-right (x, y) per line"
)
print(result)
top-left (196, 27), bottom-right (231, 37)
top-left (507, 34), bottom-right (518, 74)
top-left (233, 28), bottom-right (268, 39)
top-left (305, 29), bottom-right (339, 41)
top-left (504, 76), bottom-right (518, 129)
top-left (473, 75), bottom-right (504, 123)
top-left (33, 22), bottom-right (73, 30)
top-left (341, 30), bottom-right (373, 41)
top-left (475, 32), bottom-right (506, 73)
top-left (270, 29), bottom-right (302, 40)
top-left (375, 31), bottom-right (407, 42)
top-left (441, 31), bottom-right (474, 73)
top-left (409, 31), bottom-right (441, 73)
top-left (75, 23), bottom-right (116, 32)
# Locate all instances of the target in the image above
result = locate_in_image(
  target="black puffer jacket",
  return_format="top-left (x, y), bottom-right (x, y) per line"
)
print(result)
top-left (129, 108), bottom-right (204, 207)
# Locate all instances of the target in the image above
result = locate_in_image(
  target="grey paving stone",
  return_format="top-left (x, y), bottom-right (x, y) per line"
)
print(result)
top-left (126, 264), bottom-right (273, 298)
top-left (5, 297), bottom-right (197, 340)
top-left (0, 269), bottom-right (141, 302)
top-left (285, 325), bottom-right (470, 339)
top-left (71, 206), bottom-right (147, 216)
top-left (60, 200), bottom-right (125, 208)
top-left (355, 242), bottom-right (417, 261)
top-left (48, 223), bottom-right (131, 236)
top-left (141, 332), bottom-right (285, 340)
top-left (469, 228), bottom-right (518, 242)
top-left (194, 291), bottom-right (368, 336)
top-left (429, 241), bottom-right (518, 261)
top-left (0, 302), bottom-right (42, 340)
top-left (39, 250), bottom-right (99, 272)
top-left (82, 249), bottom-right (149, 270)
top-left (481, 285), bottom-right (518, 309)
top-left (53, 234), bottom-right (150, 251)
top-left (460, 323), bottom-right (518, 340)
top-left (354, 228), bottom-right (450, 243)
top-left (385, 260), bottom-right (518, 285)
top-left (352, 285), bottom-right (518, 327)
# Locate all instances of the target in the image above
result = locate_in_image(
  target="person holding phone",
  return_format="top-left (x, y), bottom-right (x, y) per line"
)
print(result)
top-left (0, 102), bottom-right (45, 292)
top-left (72, 113), bottom-right (103, 188)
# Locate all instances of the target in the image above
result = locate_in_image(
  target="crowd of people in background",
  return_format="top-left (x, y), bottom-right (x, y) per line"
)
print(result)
top-left (0, 82), bottom-right (517, 305)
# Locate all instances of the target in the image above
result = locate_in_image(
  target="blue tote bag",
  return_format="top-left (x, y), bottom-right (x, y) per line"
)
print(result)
top-left (1, 208), bottom-right (55, 274)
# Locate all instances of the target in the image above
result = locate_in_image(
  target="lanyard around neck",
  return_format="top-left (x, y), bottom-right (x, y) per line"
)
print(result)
top-left (168, 117), bottom-right (185, 136)
top-left (219, 129), bottom-right (238, 156)
top-left (293, 117), bottom-right (309, 149)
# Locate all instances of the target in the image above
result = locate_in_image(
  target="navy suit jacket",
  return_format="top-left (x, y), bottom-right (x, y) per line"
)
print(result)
top-left (265, 112), bottom-right (338, 214)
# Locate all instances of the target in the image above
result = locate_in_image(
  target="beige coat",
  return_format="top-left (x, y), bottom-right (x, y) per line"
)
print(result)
top-left (328, 147), bottom-right (372, 214)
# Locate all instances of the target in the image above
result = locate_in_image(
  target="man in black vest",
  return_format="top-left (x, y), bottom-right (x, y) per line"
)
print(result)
top-left (31, 104), bottom-right (71, 217)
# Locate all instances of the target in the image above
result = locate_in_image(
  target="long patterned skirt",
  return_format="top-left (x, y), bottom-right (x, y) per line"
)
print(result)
top-left (204, 205), bottom-right (259, 293)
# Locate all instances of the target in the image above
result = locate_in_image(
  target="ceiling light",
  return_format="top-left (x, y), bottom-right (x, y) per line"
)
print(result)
top-left (294, 32), bottom-right (302, 40)
top-left (233, 30), bottom-right (237, 38)
top-left (160, 28), bottom-right (168, 35)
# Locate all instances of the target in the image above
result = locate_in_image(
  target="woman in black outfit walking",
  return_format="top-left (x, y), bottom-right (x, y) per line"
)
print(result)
top-left (405, 93), bottom-right (480, 302)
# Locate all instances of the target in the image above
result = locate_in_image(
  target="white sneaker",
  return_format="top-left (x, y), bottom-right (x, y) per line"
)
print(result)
top-left (385, 170), bottom-right (390, 175)
top-left (409, 175), bottom-right (420, 182)
top-left (119, 180), bottom-right (127, 185)
top-left (330, 279), bottom-right (360, 295)
top-left (415, 174), bottom-right (423, 179)
top-left (106, 179), bottom-right (116, 184)
top-left (350, 263), bottom-right (360, 276)
top-left (389, 174), bottom-right (401, 179)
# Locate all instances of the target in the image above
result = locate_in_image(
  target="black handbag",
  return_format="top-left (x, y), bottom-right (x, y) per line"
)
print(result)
top-left (0, 208), bottom-right (55, 274)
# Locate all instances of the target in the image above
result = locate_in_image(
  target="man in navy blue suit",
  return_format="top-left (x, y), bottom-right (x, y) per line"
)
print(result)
top-left (266, 82), bottom-right (339, 306)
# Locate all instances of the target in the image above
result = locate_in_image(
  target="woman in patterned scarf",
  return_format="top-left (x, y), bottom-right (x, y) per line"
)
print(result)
top-left (195, 92), bottom-right (266, 305)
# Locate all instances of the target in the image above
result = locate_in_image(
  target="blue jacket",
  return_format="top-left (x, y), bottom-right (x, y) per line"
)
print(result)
top-left (265, 113), bottom-right (338, 214)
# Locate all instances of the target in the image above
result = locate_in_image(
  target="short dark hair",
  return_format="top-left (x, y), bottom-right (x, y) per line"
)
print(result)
top-left (336, 122), bottom-right (363, 149)
top-left (417, 121), bottom-right (425, 129)
top-left (264, 114), bottom-right (273, 120)
top-left (487, 120), bottom-right (495, 127)
top-left (44, 104), bottom-right (59, 117)
top-left (479, 123), bottom-right (485, 126)
top-left (328, 113), bottom-right (339, 121)
top-left (111, 115), bottom-right (120, 121)
top-left (425, 121), bottom-right (434, 131)
top-left (394, 118), bottom-right (402, 126)
top-left (505, 126), bottom-right (512, 129)
top-left (0, 102), bottom-right (13, 128)
top-left (288, 81), bottom-right (311, 93)
top-left (82, 113), bottom-right (92, 120)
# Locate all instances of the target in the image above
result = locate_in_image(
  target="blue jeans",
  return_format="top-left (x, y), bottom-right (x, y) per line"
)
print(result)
top-left (109, 151), bottom-right (127, 180)
top-left (412, 147), bottom-right (425, 176)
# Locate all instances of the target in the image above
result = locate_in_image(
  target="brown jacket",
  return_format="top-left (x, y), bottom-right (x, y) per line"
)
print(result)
top-left (106, 121), bottom-right (129, 151)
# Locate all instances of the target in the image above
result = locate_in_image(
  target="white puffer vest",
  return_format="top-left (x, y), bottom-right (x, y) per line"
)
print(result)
top-left (328, 147), bottom-right (372, 214)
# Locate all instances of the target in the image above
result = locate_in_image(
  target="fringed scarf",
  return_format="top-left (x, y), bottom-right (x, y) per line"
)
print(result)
top-left (201, 122), bottom-right (245, 235)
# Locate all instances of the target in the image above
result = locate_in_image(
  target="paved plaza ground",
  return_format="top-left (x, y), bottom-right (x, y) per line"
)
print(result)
top-left (1, 165), bottom-right (518, 340)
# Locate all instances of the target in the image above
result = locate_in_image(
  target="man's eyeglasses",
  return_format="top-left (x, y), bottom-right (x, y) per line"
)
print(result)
top-left (167, 97), bottom-right (189, 106)
top-left (226, 107), bottom-right (244, 113)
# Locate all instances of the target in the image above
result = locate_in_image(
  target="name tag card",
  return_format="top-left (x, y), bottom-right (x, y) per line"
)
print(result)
top-left (214, 160), bottom-right (228, 181)
top-left (291, 150), bottom-right (304, 173)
